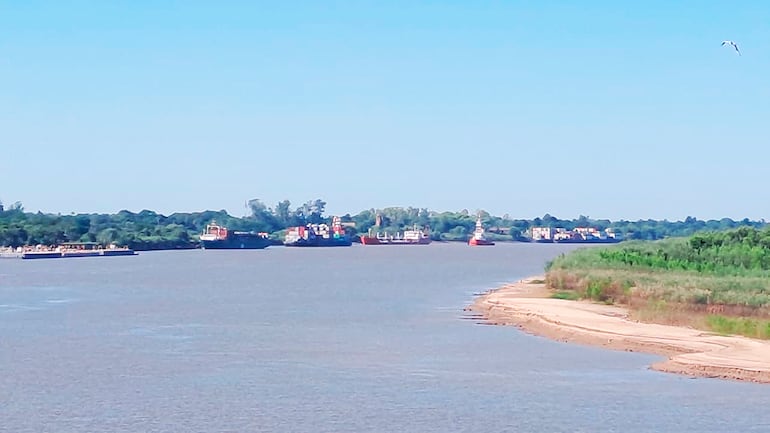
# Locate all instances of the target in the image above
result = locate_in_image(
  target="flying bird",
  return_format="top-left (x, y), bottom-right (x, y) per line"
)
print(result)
top-left (721, 40), bottom-right (741, 56)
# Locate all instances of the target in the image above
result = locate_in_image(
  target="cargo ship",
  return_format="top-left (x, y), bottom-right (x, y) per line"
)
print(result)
top-left (199, 221), bottom-right (271, 249)
top-left (284, 216), bottom-right (352, 247)
top-left (468, 216), bottom-right (495, 246)
top-left (359, 224), bottom-right (432, 245)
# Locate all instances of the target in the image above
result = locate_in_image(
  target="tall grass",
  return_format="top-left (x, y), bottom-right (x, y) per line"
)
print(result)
top-left (547, 242), bottom-right (770, 309)
top-left (707, 315), bottom-right (770, 339)
top-left (546, 232), bottom-right (770, 339)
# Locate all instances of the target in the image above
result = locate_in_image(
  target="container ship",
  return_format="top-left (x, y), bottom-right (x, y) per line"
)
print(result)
top-left (468, 216), bottom-right (495, 246)
top-left (199, 221), bottom-right (271, 249)
top-left (359, 224), bottom-right (432, 245)
top-left (284, 216), bottom-right (352, 247)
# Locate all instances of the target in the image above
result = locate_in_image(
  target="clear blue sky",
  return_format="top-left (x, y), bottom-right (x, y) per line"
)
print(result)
top-left (2, 1), bottom-right (768, 221)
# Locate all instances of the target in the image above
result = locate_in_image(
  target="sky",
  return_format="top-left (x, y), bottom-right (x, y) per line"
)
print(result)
top-left (1, 1), bottom-right (769, 221)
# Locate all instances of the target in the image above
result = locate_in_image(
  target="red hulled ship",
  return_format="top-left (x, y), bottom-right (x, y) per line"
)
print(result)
top-left (468, 215), bottom-right (495, 246)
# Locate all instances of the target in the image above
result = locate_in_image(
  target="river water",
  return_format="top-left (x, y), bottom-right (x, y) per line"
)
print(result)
top-left (1, 243), bottom-right (769, 432)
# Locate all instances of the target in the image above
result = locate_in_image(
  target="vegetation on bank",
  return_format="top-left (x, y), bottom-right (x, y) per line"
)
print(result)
top-left (0, 197), bottom-right (766, 251)
top-left (545, 226), bottom-right (770, 339)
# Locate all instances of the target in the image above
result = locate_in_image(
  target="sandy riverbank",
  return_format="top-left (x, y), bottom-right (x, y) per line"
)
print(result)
top-left (467, 276), bottom-right (770, 383)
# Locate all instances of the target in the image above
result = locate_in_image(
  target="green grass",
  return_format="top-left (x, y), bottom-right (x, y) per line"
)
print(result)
top-left (551, 291), bottom-right (581, 301)
top-left (706, 315), bottom-right (770, 339)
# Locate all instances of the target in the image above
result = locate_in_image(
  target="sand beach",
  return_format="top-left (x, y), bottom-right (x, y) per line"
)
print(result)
top-left (468, 276), bottom-right (770, 383)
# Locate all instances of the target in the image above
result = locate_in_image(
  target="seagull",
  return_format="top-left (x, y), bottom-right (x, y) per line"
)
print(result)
top-left (721, 40), bottom-right (741, 56)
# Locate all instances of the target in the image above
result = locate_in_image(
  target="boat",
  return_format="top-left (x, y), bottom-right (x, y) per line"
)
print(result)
top-left (359, 224), bottom-right (432, 245)
top-left (21, 251), bottom-right (64, 259)
top-left (552, 227), bottom-right (622, 244)
top-left (284, 216), bottom-right (352, 247)
top-left (199, 221), bottom-right (271, 249)
top-left (15, 242), bottom-right (136, 259)
top-left (553, 236), bottom-right (621, 244)
top-left (468, 215), bottom-right (495, 246)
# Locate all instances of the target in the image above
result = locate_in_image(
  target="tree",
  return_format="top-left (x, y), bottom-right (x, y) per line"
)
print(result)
top-left (273, 200), bottom-right (292, 226)
top-left (297, 199), bottom-right (326, 224)
top-left (97, 228), bottom-right (120, 246)
top-left (247, 198), bottom-right (280, 232)
top-left (352, 209), bottom-right (376, 233)
top-left (418, 208), bottom-right (431, 227)
top-left (575, 214), bottom-right (590, 227)
top-left (247, 199), bottom-right (268, 217)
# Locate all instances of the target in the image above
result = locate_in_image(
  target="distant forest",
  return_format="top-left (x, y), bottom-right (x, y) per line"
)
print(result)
top-left (0, 198), bottom-right (766, 250)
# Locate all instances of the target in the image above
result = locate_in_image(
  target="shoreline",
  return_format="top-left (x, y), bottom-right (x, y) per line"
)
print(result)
top-left (467, 276), bottom-right (770, 383)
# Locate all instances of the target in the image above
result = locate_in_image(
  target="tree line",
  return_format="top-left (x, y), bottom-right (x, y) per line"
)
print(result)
top-left (0, 198), bottom-right (766, 250)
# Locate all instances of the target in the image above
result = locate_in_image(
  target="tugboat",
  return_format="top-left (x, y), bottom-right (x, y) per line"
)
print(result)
top-left (199, 221), bottom-right (271, 249)
top-left (284, 216), bottom-right (352, 247)
top-left (468, 215), bottom-right (495, 246)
